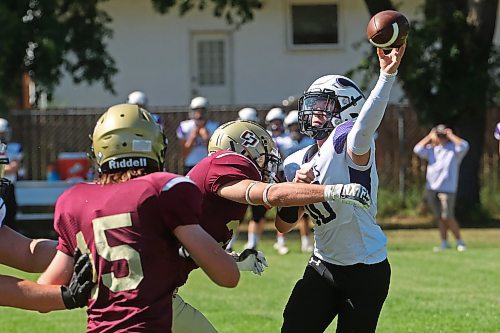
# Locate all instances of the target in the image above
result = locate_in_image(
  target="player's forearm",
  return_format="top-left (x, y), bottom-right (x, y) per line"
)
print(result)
top-left (447, 133), bottom-right (467, 147)
top-left (180, 141), bottom-right (194, 158)
top-left (414, 134), bottom-right (432, 148)
top-left (266, 183), bottom-right (328, 207)
top-left (347, 71), bottom-right (396, 155)
top-left (175, 225), bottom-right (240, 288)
top-left (224, 180), bottom-right (326, 207)
top-left (0, 275), bottom-right (65, 312)
top-left (0, 227), bottom-right (52, 273)
top-left (28, 239), bottom-right (57, 273)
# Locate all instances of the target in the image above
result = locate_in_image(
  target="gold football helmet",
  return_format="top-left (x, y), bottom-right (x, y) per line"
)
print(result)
top-left (208, 120), bottom-right (282, 183)
top-left (90, 104), bottom-right (166, 174)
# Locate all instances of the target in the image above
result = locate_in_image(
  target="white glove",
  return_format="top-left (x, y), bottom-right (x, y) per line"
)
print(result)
top-left (234, 249), bottom-right (268, 275)
top-left (324, 183), bottom-right (371, 208)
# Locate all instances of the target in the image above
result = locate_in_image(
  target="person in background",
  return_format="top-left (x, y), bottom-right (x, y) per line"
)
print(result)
top-left (283, 110), bottom-right (316, 252)
top-left (0, 142), bottom-right (94, 312)
top-left (46, 161), bottom-right (61, 182)
top-left (38, 104), bottom-right (239, 333)
top-left (127, 91), bottom-right (148, 109)
top-left (414, 124), bottom-right (469, 252)
top-left (176, 97), bottom-right (219, 175)
top-left (127, 90), bottom-right (165, 152)
top-left (237, 107), bottom-right (260, 123)
top-left (495, 122), bottom-right (500, 154)
top-left (265, 107), bottom-right (293, 255)
top-left (0, 118), bottom-right (22, 230)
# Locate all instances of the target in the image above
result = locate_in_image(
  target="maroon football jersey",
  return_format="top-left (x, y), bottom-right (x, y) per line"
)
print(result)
top-left (187, 150), bottom-right (261, 247)
top-left (54, 172), bottom-right (202, 333)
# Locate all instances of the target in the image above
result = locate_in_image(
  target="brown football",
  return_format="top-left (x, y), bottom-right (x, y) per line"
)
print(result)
top-left (367, 10), bottom-right (409, 49)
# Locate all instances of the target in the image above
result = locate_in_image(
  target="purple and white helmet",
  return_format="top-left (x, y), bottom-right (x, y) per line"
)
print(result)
top-left (298, 75), bottom-right (365, 140)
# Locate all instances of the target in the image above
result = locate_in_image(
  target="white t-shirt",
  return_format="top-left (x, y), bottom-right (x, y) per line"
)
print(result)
top-left (495, 122), bottom-right (500, 141)
top-left (176, 119), bottom-right (219, 167)
top-left (413, 140), bottom-right (469, 193)
top-left (284, 121), bottom-right (386, 266)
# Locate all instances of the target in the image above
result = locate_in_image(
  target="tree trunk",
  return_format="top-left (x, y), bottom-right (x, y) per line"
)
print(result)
top-left (363, 0), bottom-right (395, 15)
top-left (455, 113), bottom-right (486, 225)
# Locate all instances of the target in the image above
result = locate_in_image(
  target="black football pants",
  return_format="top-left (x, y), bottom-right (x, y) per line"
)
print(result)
top-left (281, 257), bottom-right (391, 333)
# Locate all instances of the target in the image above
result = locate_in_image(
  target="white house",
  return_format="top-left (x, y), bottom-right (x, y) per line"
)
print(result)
top-left (51, 0), bottom-right (499, 108)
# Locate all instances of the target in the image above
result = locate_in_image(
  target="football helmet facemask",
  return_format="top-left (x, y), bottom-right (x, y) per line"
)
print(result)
top-left (208, 120), bottom-right (282, 183)
top-left (298, 75), bottom-right (365, 140)
top-left (90, 104), bottom-right (167, 174)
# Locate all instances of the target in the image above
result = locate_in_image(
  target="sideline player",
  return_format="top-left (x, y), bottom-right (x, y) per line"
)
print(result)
top-left (176, 97), bottom-right (219, 175)
top-left (276, 45), bottom-right (406, 332)
top-left (38, 104), bottom-right (240, 332)
top-left (172, 119), bottom-right (371, 333)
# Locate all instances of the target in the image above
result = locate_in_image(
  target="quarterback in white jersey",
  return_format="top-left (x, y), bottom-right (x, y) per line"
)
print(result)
top-left (276, 44), bottom-right (406, 333)
top-left (283, 120), bottom-right (384, 265)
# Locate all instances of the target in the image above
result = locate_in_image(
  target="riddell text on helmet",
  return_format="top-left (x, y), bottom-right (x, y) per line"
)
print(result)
top-left (109, 158), bottom-right (147, 169)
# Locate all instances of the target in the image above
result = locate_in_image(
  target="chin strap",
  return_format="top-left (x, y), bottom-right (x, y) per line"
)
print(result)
top-left (312, 122), bottom-right (334, 140)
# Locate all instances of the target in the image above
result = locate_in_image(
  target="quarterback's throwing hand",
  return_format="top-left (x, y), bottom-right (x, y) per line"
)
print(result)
top-left (324, 183), bottom-right (371, 208)
top-left (234, 249), bottom-right (268, 276)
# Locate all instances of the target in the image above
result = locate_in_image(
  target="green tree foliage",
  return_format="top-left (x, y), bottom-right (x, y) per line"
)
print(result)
top-left (151, 0), bottom-right (262, 26)
top-left (0, 0), bottom-right (262, 111)
top-left (0, 0), bottom-right (117, 111)
top-left (360, 0), bottom-right (499, 222)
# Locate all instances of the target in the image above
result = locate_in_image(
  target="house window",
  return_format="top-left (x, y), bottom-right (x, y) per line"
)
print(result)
top-left (197, 40), bottom-right (225, 86)
top-left (289, 2), bottom-right (339, 48)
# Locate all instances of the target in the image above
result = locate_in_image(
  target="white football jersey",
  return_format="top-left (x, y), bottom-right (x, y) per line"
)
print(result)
top-left (283, 121), bottom-right (387, 266)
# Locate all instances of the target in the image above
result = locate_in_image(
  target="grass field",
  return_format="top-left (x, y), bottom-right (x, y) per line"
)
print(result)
top-left (1, 228), bottom-right (499, 332)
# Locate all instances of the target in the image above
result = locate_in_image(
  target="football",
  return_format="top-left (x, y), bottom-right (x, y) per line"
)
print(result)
top-left (366, 10), bottom-right (410, 49)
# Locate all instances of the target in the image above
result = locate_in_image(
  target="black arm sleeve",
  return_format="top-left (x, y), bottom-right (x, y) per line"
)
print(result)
top-left (277, 206), bottom-right (299, 224)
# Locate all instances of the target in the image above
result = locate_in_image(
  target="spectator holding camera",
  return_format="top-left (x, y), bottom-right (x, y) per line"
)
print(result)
top-left (413, 124), bottom-right (469, 252)
top-left (176, 97), bottom-right (219, 175)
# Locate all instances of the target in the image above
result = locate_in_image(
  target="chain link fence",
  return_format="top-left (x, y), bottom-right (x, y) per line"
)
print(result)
top-left (10, 104), bottom-right (499, 203)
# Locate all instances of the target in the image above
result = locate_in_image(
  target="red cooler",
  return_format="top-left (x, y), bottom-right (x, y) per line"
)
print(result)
top-left (57, 152), bottom-right (90, 181)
